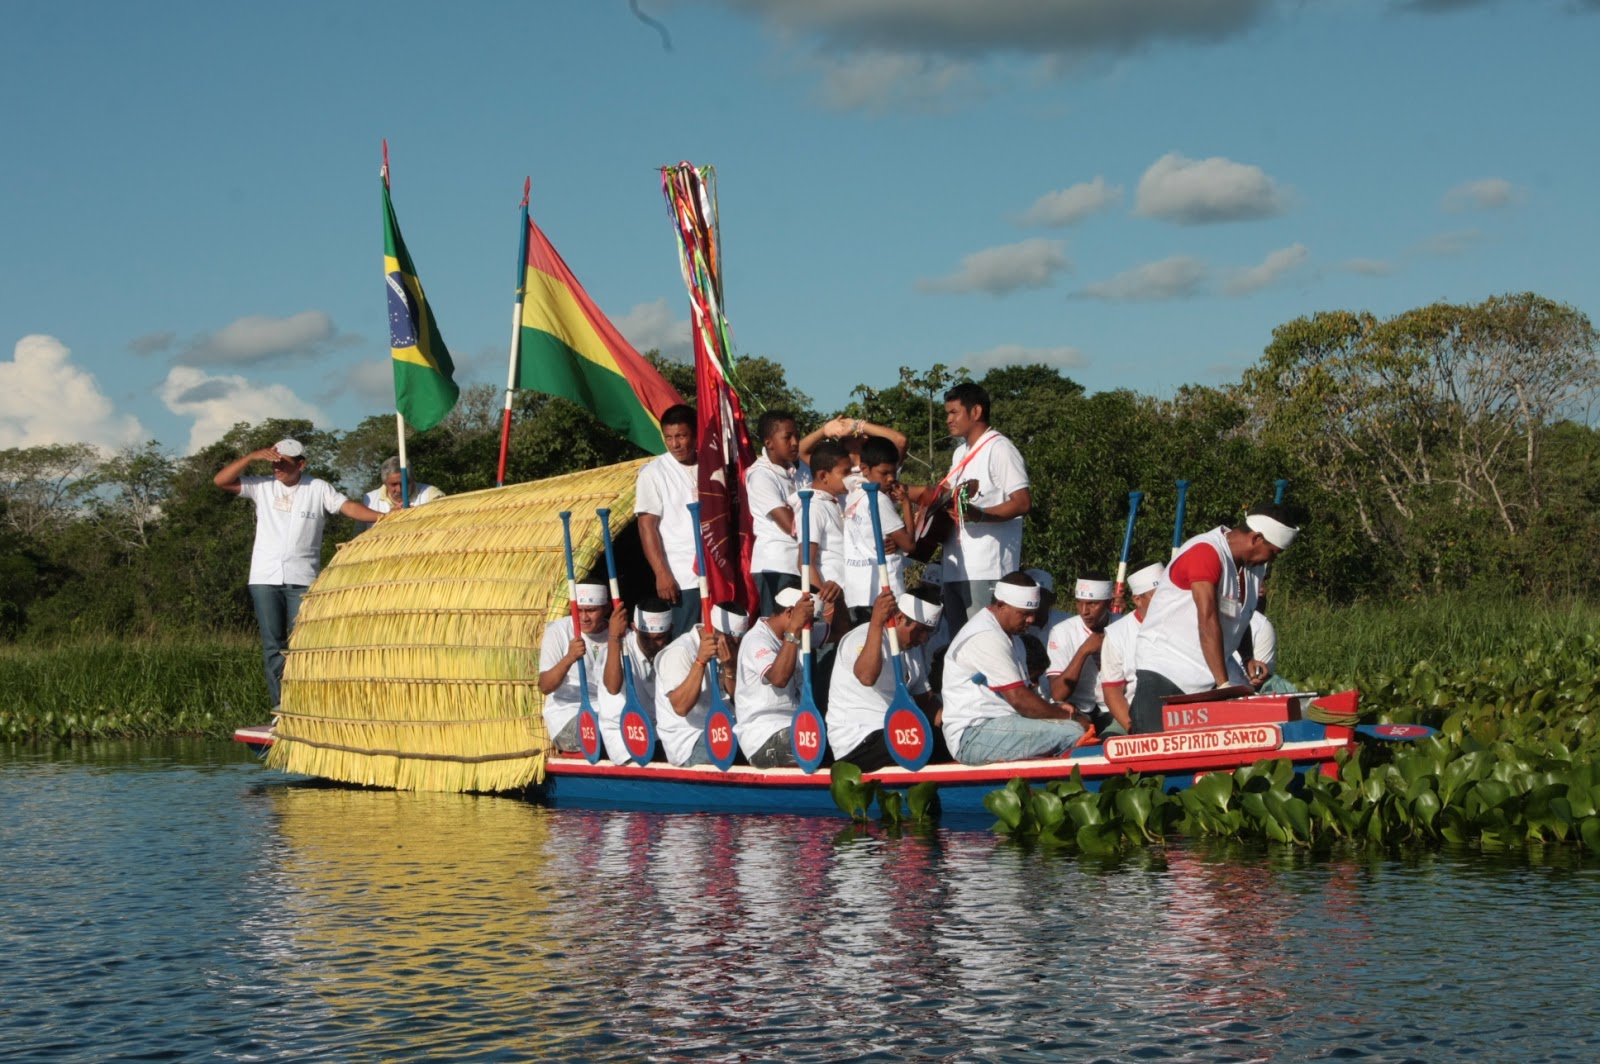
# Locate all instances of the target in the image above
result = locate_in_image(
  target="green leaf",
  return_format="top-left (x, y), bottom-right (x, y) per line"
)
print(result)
top-left (906, 782), bottom-right (941, 822)
top-left (983, 786), bottom-right (1024, 832)
top-left (1076, 822), bottom-right (1121, 856)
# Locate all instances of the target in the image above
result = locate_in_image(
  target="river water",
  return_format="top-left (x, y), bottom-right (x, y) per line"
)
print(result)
top-left (2, 741), bottom-right (1598, 1063)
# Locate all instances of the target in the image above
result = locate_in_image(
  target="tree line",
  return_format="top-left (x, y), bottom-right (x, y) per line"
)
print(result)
top-left (2, 292), bottom-right (1595, 643)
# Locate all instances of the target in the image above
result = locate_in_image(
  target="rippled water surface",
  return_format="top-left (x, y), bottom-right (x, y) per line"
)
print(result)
top-left (3, 741), bottom-right (1599, 1062)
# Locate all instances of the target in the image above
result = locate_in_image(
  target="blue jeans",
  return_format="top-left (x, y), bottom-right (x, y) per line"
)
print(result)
top-left (955, 715), bottom-right (1084, 766)
top-left (248, 583), bottom-right (307, 707)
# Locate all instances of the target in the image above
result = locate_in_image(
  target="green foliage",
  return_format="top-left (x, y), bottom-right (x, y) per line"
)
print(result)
top-left (0, 637), bottom-right (264, 740)
top-left (829, 761), bottom-right (940, 828)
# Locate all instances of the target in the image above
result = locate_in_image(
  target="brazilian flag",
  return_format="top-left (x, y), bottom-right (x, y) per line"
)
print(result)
top-left (383, 180), bottom-right (458, 431)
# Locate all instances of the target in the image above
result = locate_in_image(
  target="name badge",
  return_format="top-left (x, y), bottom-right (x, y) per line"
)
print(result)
top-left (272, 493), bottom-right (294, 512)
top-left (1219, 597), bottom-right (1241, 618)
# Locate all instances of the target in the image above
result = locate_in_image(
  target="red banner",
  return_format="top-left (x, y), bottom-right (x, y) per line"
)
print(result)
top-left (695, 348), bottom-right (756, 612)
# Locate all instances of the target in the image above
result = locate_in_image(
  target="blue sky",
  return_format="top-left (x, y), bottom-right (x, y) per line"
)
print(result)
top-left (3, 0), bottom-right (1596, 456)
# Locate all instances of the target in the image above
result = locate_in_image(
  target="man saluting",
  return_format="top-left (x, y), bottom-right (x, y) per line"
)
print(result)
top-left (1128, 504), bottom-right (1300, 734)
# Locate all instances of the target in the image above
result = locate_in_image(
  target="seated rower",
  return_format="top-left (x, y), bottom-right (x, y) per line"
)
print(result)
top-left (827, 587), bottom-right (945, 773)
top-left (1130, 504), bottom-right (1300, 733)
top-left (1045, 572), bottom-right (1114, 732)
top-left (538, 583), bottom-right (611, 753)
top-left (940, 572), bottom-right (1092, 766)
top-left (653, 603), bottom-right (747, 767)
top-left (597, 597), bottom-right (675, 764)
top-left (1099, 561), bottom-right (1165, 735)
top-left (733, 587), bottom-right (818, 769)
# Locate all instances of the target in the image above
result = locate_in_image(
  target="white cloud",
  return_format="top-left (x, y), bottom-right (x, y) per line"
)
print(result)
top-left (962, 343), bottom-right (1089, 373)
top-left (1414, 229), bottom-right (1480, 257)
top-left (1077, 256), bottom-right (1209, 301)
top-left (160, 365), bottom-right (322, 454)
top-left (1017, 177), bottom-right (1123, 227)
top-left (813, 52), bottom-right (976, 111)
top-left (1343, 258), bottom-right (1396, 276)
top-left (917, 238), bottom-right (1071, 295)
top-left (0, 335), bottom-right (145, 451)
top-left (615, 298), bottom-right (693, 361)
top-left (1134, 151), bottom-right (1288, 224)
top-left (1222, 242), bottom-right (1309, 296)
top-left (180, 310), bottom-right (356, 367)
top-left (1441, 177), bottom-right (1521, 212)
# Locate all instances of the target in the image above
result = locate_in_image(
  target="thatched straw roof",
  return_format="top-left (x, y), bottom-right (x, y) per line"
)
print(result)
top-left (265, 458), bottom-right (649, 793)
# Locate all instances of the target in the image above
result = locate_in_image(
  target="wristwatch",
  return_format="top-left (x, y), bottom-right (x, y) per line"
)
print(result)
top-left (783, 632), bottom-right (801, 646)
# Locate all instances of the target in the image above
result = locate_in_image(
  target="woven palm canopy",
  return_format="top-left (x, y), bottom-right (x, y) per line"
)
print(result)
top-left (266, 458), bottom-right (651, 793)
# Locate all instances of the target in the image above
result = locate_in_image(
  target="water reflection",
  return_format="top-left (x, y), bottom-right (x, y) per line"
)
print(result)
top-left (3, 743), bottom-right (1599, 1063)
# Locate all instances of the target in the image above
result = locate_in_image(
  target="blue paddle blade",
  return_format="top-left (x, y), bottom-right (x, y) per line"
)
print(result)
top-left (704, 659), bottom-right (739, 771)
top-left (792, 705), bottom-right (826, 774)
top-left (882, 700), bottom-right (934, 772)
top-left (619, 657), bottom-right (656, 766)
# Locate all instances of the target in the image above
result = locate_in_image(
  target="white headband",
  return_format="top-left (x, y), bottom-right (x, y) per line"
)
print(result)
top-left (993, 582), bottom-right (1042, 610)
top-left (1075, 579), bottom-right (1114, 602)
top-left (710, 605), bottom-right (749, 638)
top-left (1023, 568), bottom-right (1055, 593)
top-left (573, 584), bottom-right (609, 607)
top-left (896, 593), bottom-right (943, 627)
top-left (635, 607), bottom-right (673, 634)
top-left (1245, 513), bottom-right (1299, 550)
top-left (1128, 563), bottom-right (1165, 597)
top-left (774, 587), bottom-right (805, 609)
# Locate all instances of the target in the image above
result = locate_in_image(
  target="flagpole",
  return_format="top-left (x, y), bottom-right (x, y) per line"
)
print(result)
top-left (496, 177), bottom-right (531, 488)
top-left (381, 139), bottom-right (410, 510)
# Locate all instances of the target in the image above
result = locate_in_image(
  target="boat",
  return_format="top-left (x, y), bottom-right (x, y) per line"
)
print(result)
top-left (235, 688), bottom-right (1436, 821)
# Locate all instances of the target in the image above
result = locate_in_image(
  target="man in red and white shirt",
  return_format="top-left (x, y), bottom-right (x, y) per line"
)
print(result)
top-left (1130, 505), bottom-right (1299, 733)
top-left (1100, 560), bottom-right (1165, 734)
top-left (940, 571), bottom-right (1091, 765)
top-left (734, 587), bottom-right (817, 768)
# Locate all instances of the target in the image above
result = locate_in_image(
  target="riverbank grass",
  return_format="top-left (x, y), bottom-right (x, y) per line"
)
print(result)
top-left (0, 637), bottom-right (264, 741)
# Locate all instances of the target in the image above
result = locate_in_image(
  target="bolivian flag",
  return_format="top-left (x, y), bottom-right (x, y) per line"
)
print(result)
top-left (518, 219), bottom-right (685, 454)
top-left (384, 180), bottom-right (458, 432)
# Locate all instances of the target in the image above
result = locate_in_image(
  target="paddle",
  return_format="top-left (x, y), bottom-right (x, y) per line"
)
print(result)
top-left (686, 500), bottom-right (739, 771)
top-left (789, 490), bottom-right (827, 773)
top-left (1172, 479), bottom-right (1190, 560)
top-left (1274, 478), bottom-right (1289, 505)
top-left (866, 481), bottom-right (935, 772)
top-left (1111, 490), bottom-right (1144, 615)
top-left (557, 511), bottom-right (603, 764)
top-left (598, 507), bottom-right (656, 766)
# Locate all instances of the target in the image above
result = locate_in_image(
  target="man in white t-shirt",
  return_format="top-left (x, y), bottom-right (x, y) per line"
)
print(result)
top-left (842, 437), bottom-right (916, 627)
top-left (537, 583), bottom-right (612, 751)
top-left (827, 587), bottom-right (944, 772)
top-left (653, 602), bottom-right (747, 766)
top-left (800, 441), bottom-right (852, 601)
top-left (909, 382), bottom-right (1030, 644)
top-left (636, 404), bottom-right (701, 638)
top-left (357, 454), bottom-right (445, 529)
top-left (1045, 571), bottom-right (1115, 729)
top-left (214, 438), bottom-right (384, 710)
top-left (746, 409), bottom-right (828, 617)
top-left (940, 572), bottom-right (1091, 765)
top-left (598, 597), bottom-right (675, 764)
top-left (733, 587), bottom-right (817, 768)
top-left (1100, 561), bottom-right (1164, 735)
top-left (1130, 504), bottom-right (1299, 733)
